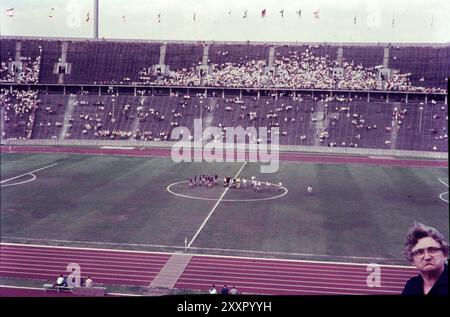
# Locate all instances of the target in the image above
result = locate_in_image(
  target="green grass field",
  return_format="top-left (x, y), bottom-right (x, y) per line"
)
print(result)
top-left (1, 152), bottom-right (448, 265)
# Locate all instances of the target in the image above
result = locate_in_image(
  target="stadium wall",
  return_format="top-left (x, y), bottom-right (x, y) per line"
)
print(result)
top-left (2, 35), bottom-right (450, 48)
top-left (1, 139), bottom-right (447, 160)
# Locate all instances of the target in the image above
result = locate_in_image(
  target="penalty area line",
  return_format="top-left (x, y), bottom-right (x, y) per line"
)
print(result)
top-left (187, 161), bottom-right (247, 248)
top-left (438, 178), bottom-right (448, 188)
top-left (438, 178), bottom-right (449, 203)
top-left (0, 163), bottom-right (58, 184)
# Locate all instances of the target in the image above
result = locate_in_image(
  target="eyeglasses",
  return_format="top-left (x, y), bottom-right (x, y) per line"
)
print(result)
top-left (411, 246), bottom-right (442, 258)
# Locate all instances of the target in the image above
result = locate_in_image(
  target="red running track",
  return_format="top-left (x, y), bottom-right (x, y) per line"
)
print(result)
top-left (175, 255), bottom-right (416, 295)
top-left (0, 243), bottom-right (170, 287)
top-left (0, 243), bottom-right (417, 295)
top-left (0, 145), bottom-right (447, 168)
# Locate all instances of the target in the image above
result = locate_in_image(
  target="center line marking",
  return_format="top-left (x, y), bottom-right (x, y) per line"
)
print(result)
top-left (187, 161), bottom-right (247, 248)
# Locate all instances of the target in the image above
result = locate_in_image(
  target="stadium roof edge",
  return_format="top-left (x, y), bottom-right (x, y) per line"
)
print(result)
top-left (1, 35), bottom-right (450, 48)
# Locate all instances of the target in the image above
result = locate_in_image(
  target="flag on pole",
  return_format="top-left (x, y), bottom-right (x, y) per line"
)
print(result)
top-left (86, 12), bottom-right (90, 22)
top-left (296, 10), bottom-right (302, 18)
top-left (313, 10), bottom-right (320, 19)
top-left (280, 10), bottom-right (284, 18)
top-left (157, 13), bottom-right (161, 23)
top-left (5, 8), bottom-right (14, 17)
top-left (243, 10), bottom-right (247, 19)
top-left (261, 9), bottom-right (266, 18)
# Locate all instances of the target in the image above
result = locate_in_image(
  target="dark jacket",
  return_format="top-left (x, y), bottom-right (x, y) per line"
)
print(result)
top-left (402, 264), bottom-right (448, 295)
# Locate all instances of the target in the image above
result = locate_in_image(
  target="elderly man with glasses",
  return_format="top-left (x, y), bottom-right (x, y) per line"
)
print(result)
top-left (402, 222), bottom-right (448, 295)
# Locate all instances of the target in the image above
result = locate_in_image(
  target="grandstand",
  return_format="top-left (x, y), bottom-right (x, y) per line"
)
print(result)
top-left (1, 37), bottom-right (448, 152)
top-left (0, 35), bottom-right (448, 297)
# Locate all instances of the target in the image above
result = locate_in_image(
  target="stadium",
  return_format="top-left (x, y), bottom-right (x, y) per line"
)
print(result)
top-left (0, 1), bottom-right (448, 299)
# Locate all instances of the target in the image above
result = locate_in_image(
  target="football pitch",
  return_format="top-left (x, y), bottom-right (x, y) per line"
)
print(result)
top-left (1, 152), bottom-right (448, 265)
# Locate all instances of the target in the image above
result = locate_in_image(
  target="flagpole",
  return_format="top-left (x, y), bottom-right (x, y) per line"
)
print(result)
top-left (193, 12), bottom-right (197, 41)
top-left (94, 0), bottom-right (99, 39)
top-left (391, 13), bottom-right (395, 44)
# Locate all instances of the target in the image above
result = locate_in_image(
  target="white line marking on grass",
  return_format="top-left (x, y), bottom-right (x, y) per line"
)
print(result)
top-left (439, 192), bottom-right (449, 203)
top-left (167, 180), bottom-right (288, 202)
top-left (438, 178), bottom-right (449, 203)
top-left (0, 173), bottom-right (36, 187)
top-left (187, 161), bottom-right (248, 248)
top-left (438, 178), bottom-right (448, 187)
top-left (0, 163), bottom-right (58, 184)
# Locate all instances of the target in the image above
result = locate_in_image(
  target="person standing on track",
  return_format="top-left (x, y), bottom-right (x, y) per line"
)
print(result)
top-left (401, 222), bottom-right (448, 295)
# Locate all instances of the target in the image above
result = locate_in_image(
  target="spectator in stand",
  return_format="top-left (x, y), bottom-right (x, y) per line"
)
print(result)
top-left (221, 285), bottom-right (229, 295)
top-left (136, 45), bottom-right (446, 93)
top-left (54, 274), bottom-right (64, 287)
top-left (62, 275), bottom-right (68, 287)
top-left (229, 285), bottom-right (239, 295)
top-left (85, 276), bottom-right (94, 287)
top-left (402, 222), bottom-right (448, 295)
top-left (209, 284), bottom-right (217, 294)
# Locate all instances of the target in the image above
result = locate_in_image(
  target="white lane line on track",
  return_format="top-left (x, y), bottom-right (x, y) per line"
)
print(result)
top-left (0, 163), bottom-right (58, 184)
top-left (187, 161), bottom-right (247, 248)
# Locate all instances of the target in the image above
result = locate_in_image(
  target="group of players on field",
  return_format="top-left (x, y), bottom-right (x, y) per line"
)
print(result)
top-left (187, 174), bottom-right (290, 193)
top-left (187, 174), bottom-right (313, 194)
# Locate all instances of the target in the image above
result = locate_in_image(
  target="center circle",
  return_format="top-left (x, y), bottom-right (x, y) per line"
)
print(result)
top-left (166, 180), bottom-right (288, 202)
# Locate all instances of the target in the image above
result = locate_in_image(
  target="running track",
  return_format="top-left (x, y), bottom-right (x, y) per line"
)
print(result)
top-left (0, 243), bottom-right (417, 295)
top-left (0, 145), bottom-right (447, 168)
